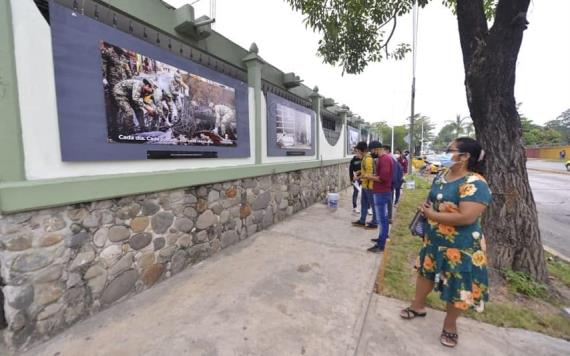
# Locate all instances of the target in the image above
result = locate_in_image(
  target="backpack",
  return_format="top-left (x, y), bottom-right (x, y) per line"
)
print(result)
top-left (391, 157), bottom-right (403, 189)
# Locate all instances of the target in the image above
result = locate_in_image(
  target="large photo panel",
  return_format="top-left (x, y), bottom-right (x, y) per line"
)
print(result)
top-left (266, 93), bottom-right (316, 157)
top-left (50, 2), bottom-right (249, 160)
top-left (347, 126), bottom-right (361, 154)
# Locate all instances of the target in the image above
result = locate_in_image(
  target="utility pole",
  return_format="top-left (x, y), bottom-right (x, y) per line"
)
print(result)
top-left (409, 0), bottom-right (418, 173)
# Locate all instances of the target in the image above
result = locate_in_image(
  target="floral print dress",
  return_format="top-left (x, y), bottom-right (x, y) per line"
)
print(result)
top-left (417, 172), bottom-right (492, 312)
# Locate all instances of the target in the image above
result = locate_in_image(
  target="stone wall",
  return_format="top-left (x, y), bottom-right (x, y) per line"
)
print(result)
top-left (0, 163), bottom-right (349, 350)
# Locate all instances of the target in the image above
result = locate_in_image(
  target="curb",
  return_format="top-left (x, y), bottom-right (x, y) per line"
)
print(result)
top-left (544, 245), bottom-right (570, 263)
top-left (527, 167), bottom-right (570, 176)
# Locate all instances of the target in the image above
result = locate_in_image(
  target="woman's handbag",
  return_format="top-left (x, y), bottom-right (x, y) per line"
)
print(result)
top-left (409, 207), bottom-right (426, 237)
top-left (408, 172), bottom-right (444, 237)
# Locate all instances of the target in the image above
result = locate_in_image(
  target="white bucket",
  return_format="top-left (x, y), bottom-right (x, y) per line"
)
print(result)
top-left (327, 192), bottom-right (339, 209)
top-left (405, 180), bottom-right (416, 190)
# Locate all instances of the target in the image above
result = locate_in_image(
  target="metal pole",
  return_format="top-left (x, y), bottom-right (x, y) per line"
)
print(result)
top-left (408, 0), bottom-right (418, 173)
top-left (421, 119), bottom-right (424, 154)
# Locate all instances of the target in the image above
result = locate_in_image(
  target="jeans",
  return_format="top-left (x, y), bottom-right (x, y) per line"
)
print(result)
top-left (373, 192), bottom-right (392, 248)
top-left (352, 184), bottom-right (359, 209)
top-left (387, 188), bottom-right (394, 221)
top-left (394, 185), bottom-right (401, 205)
top-left (359, 189), bottom-right (377, 225)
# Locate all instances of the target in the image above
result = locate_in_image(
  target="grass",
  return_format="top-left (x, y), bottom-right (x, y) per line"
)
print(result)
top-left (547, 254), bottom-right (570, 288)
top-left (379, 175), bottom-right (570, 340)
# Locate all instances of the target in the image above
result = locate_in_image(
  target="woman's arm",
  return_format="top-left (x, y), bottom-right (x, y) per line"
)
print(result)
top-left (421, 201), bottom-right (487, 226)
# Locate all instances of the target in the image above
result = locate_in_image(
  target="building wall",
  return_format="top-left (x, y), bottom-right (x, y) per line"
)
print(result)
top-left (0, 0), bottom-right (361, 349)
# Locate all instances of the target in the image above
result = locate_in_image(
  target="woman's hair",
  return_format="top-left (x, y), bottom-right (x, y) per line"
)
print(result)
top-left (455, 137), bottom-right (486, 175)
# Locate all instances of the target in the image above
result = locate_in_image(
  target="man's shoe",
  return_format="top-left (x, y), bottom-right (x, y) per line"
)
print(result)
top-left (352, 208), bottom-right (360, 214)
top-left (367, 245), bottom-right (384, 253)
top-left (352, 221), bottom-right (366, 227)
top-left (364, 223), bottom-right (378, 230)
top-left (371, 238), bottom-right (379, 243)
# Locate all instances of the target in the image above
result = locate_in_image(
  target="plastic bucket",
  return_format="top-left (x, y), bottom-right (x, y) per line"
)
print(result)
top-left (405, 180), bottom-right (416, 190)
top-left (327, 192), bottom-right (339, 209)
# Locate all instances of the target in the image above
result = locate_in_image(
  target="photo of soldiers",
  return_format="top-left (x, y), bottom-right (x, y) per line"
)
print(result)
top-left (99, 41), bottom-right (238, 146)
top-left (347, 127), bottom-right (360, 154)
top-left (275, 103), bottom-right (312, 150)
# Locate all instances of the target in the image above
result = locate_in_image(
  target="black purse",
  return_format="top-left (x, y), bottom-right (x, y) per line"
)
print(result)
top-left (409, 204), bottom-right (427, 237)
top-left (408, 172), bottom-right (443, 237)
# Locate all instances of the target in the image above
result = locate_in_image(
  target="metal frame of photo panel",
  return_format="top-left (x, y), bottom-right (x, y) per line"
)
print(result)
top-left (346, 125), bottom-right (361, 155)
top-left (265, 92), bottom-right (316, 157)
top-left (49, 2), bottom-right (250, 160)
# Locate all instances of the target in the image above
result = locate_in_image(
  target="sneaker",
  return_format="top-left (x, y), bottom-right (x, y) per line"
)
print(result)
top-left (371, 238), bottom-right (379, 242)
top-left (352, 208), bottom-right (360, 214)
top-left (367, 245), bottom-right (384, 253)
top-left (352, 221), bottom-right (366, 227)
top-left (364, 223), bottom-right (378, 230)
top-left (368, 209), bottom-right (373, 215)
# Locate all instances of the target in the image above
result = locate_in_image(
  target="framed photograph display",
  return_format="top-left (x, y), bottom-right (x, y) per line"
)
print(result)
top-left (266, 93), bottom-right (315, 157)
top-left (49, 2), bottom-right (250, 160)
top-left (347, 126), bottom-right (361, 154)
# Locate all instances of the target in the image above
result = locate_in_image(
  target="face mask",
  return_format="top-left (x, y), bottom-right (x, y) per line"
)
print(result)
top-left (440, 152), bottom-right (459, 168)
top-left (394, 154), bottom-right (400, 159)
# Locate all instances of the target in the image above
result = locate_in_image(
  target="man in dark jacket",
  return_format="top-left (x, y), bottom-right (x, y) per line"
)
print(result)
top-left (349, 142), bottom-right (367, 213)
top-left (383, 145), bottom-right (403, 223)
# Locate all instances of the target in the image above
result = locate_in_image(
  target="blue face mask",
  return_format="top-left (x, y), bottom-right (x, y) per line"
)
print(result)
top-left (439, 152), bottom-right (457, 168)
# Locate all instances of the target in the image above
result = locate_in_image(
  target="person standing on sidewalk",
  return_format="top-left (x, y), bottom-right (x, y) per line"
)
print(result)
top-left (396, 149), bottom-right (408, 177)
top-left (383, 145), bottom-right (403, 223)
top-left (349, 142), bottom-right (366, 213)
top-left (352, 141), bottom-right (379, 230)
top-left (399, 137), bottom-right (491, 349)
top-left (362, 143), bottom-right (392, 252)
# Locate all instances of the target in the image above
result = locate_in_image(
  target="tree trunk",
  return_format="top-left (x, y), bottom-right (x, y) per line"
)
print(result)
top-left (456, 0), bottom-right (548, 282)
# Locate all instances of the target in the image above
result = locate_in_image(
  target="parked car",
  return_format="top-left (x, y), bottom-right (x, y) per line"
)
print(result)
top-left (566, 160), bottom-right (570, 171)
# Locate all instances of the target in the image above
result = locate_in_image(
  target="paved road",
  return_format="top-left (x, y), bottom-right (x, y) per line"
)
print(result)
top-left (528, 170), bottom-right (570, 259)
top-left (527, 159), bottom-right (569, 172)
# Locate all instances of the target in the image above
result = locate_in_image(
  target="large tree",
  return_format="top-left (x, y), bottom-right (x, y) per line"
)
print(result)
top-left (286, 0), bottom-right (547, 281)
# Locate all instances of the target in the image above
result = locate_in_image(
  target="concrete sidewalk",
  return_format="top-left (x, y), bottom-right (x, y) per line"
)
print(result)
top-left (19, 190), bottom-right (570, 356)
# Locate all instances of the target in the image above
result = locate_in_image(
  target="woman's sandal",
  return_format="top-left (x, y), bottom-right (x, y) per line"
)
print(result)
top-left (399, 307), bottom-right (427, 319)
top-left (440, 329), bottom-right (459, 348)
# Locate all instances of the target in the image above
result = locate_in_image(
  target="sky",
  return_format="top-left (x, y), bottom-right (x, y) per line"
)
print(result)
top-left (165, 0), bottom-right (570, 132)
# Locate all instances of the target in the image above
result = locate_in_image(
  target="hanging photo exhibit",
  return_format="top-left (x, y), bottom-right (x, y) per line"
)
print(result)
top-left (266, 93), bottom-right (315, 157)
top-left (100, 42), bottom-right (237, 147)
top-left (347, 126), bottom-right (361, 154)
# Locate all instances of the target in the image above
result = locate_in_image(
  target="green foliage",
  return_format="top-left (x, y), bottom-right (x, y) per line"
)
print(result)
top-left (405, 114), bottom-right (435, 154)
top-left (433, 123), bottom-right (457, 151)
top-left (285, 0), bottom-right (430, 74)
top-left (519, 107), bottom-right (564, 146)
top-left (503, 269), bottom-right (548, 299)
top-left (547, 254), bottom-right (570, 288)
top-left (369, 122), bottom-right (409, 152)
top-left (545, 109), bottom-right (570, 144)
top-left (441, 0), bottom-right (497, 20)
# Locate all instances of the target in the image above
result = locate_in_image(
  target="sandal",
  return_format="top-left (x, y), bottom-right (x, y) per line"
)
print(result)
top-left (399, 307), bottom-right (427, 319)
top-left (440, 329), bottom-right (459, 348)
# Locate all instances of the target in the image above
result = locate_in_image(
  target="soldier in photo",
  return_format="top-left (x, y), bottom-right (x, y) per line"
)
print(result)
top-left (112, 78), bottom-right (157, 135)
top-left (209, 102), bottom-right (236, 139)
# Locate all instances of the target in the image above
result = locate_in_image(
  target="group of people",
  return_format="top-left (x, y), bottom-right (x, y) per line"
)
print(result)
top-left (350, 137), bottom-right (492, 349)
top-left (349, 141), bottom-right (408, 252)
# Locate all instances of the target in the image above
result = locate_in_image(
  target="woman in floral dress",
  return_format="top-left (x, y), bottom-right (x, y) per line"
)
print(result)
top-left (400, 137), bottom-right (492, 348)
